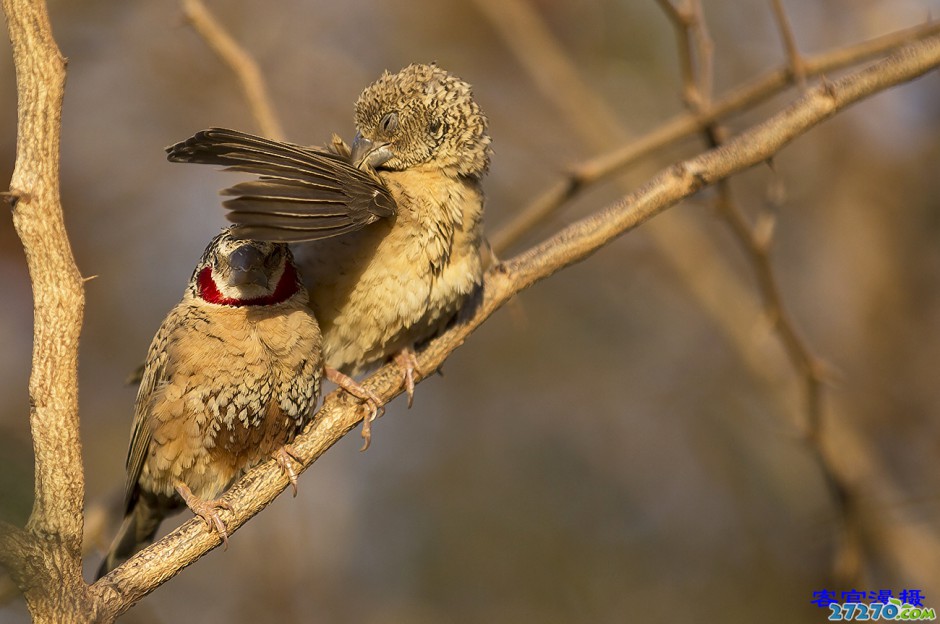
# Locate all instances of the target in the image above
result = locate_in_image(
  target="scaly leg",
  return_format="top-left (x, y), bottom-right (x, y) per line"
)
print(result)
top-left (326, 367), bottom-right (385, 451)
top-left (175, 481), bottom-right (234, 550)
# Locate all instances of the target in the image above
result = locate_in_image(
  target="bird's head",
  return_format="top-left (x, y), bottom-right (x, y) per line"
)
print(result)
top-left (351, 63), bottom-right (491, 177)
top-left (189, 228), bottom-right (304, 307)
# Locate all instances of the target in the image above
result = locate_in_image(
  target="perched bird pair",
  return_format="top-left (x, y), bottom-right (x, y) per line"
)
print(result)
top-left (168, 62), bottom-right (491, 416)
top-left (98, 63), bottom-right (491, 577)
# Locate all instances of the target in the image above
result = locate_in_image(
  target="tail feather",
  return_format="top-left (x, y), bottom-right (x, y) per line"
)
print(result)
top-left (96, 497), bottom-right (165, 579)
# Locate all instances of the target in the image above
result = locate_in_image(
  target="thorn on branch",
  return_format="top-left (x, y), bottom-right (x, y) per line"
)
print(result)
top-left (692, 172), bottom-right (709, 191)
top-left (765, 174), bottom-right (786, 209)
top-left (1, 189), bottom-right (27, 209)
top-left (753, 212), bottom-right (776, 252)
top-left (808, 356), bottom-right (830, 384)
top-left (567, 163), bottom-right (591, 190)
top-left (707, 124), bottom-right (729, 146)
top-left (821, 75), bottom-right (839, 100)
top-left (670, 162), bottom-right (709, 191)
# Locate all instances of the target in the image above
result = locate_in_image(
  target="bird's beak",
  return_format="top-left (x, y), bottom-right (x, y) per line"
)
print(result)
top-left (227, 245), bottom-right (269, 288)
top-left (350, 133), bottom-right (393, 170)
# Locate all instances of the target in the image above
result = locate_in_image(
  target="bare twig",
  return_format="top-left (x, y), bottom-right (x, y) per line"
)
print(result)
top-left (659, 0), bottom-right (828, 429)
top-left (692, 1), bottom-right (715, 107)
top-left (715, 186), bottom-right (828, 433)
top-left (659, 1), bottom-right (857, 582)
top-left (656, 0), bottom-right (698, 108)
top-left (475, 0), bottom-right (777, 401)
top-left (714, 183), bottom-right (859, 577)
top-left (771, 0), bottom-right (808, 88)
top-left (657, 0), bottom-right (714, 110)
top-left (180, 0), bottom-right (285, 140)
top-left (491, 18), bottom-right (940, 254)
top-left (90, 33), bottom-right (940, 620)
top-left (480, 4), bottom-right (935, 584)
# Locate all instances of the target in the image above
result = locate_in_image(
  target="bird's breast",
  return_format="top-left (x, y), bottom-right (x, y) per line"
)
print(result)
top-left (141, 301), bottom-right (321, 500)
top-left (299, 169), bottom-right (485, 373)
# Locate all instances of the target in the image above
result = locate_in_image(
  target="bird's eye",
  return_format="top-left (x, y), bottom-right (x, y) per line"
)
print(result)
top-left (380, 112), bottom-right (399, 134)
top-left (428, 119), bottom-right (443, 137)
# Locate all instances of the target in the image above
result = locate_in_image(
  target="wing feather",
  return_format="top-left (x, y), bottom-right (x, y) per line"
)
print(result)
top-left (123, 323), bottom-right (172, 511)
top-left (167, 128), bottom-right (396, 242)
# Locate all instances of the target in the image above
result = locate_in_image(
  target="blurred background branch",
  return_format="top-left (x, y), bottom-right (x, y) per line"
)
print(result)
top-left (180, 0), bottom-right (284, 141)
top-left (771, 0), bottom-right (808, 88)
top-left (477, 2), bottom-right (940, 593)
top-left (656, 0), bottom-right (859, 582)
top-left (489, 18), bottom-right (940, 255)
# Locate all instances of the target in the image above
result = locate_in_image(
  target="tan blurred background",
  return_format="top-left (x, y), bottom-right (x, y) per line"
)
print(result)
top-left (2, 0), bottom-right (940, 622)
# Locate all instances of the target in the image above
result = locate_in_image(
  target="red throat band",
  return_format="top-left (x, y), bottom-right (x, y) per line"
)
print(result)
top-left (196, 262), bottom-right (299, 306)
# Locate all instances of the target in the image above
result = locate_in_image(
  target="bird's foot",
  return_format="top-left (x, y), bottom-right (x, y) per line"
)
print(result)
top-left (175, 481), bottom-right (234, 549)
top-left (274, 443), bottom-right (303, 497)
top-left (395, 347), bottom-right (422, 409)
top-left (325, 367), bottom-right (385, 452)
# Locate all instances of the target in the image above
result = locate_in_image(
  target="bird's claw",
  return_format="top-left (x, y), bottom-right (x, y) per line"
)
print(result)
top-left (175, 481), bottom-right (233, 550)
top-left (274, 444), bottom-right (303, 497)
top-left (395, 348), bottom-right (421, 408)
top-left (325, 367), bottom-right (385, 451)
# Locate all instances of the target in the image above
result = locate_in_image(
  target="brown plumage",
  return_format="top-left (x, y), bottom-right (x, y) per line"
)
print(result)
top-left (98, 228), bottom-right (321, 578)
top-left (166, 63), bottom-right (490, 447)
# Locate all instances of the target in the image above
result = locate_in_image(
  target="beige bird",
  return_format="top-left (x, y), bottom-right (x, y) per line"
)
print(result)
top-left (98, 228), bottom-right (321, 578)
top-left (166, 63), bottom-right (491, 448)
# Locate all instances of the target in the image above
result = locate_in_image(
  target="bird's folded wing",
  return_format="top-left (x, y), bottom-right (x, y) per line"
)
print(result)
top-left (124, 335), bottom-right (168, 511)
top-left (166, 128), bottom-right (396, 242)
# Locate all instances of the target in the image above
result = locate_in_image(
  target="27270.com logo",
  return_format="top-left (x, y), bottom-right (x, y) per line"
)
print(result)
top-left (828, 598), bottom-right (936, 621)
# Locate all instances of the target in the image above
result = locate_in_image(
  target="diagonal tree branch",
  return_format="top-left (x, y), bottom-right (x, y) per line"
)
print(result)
top-left (474, 0), bottom-right (784, 412)
top-left (490, 18), bottom-right (940, 254)
top-left (91, 31), bottom-right (940, 620)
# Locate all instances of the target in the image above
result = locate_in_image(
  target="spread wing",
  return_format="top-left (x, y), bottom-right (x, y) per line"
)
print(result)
top-left (166, 128), bottom-right (397, 242)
